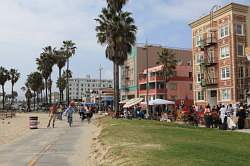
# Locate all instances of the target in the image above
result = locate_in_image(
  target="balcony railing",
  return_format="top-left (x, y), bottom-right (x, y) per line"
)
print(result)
top-left (201, 56), bottom-right (217, 67)
top-left (201, 78), bottom-right (218, 87)
top-left (139, 89), bottom-right (166, 94)
top-left (139, 76), bottom-right (164, 83)
top-left (205, 37), bottom-right (217, 47)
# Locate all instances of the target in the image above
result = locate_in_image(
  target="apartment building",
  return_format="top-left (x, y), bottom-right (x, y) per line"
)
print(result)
top-left (189, 3), bottom-right (250, 107)
top-left (67, 75), bottom-right (113, 101)
top-left (120, 44), bottom-right (192, 100)
top-left (138, 64), bottom-right (193, 106)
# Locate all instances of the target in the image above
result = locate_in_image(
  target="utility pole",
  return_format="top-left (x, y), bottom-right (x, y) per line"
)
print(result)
top-left (99, 64), bottom-right (103, 111)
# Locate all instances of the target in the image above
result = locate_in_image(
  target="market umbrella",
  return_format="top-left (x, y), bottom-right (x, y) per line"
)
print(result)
top-left (149, 99), bottom-right (175, 106)
top-left (123, 98), bottom-right (144, 108)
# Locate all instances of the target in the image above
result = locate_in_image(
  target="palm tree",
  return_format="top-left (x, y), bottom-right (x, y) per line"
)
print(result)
top-left (25, 88), bottom-right (32, 112)
top-left (0, 67), bottom-right (10, 110)
top-left (48, 78), bottom-right (52, 104)
top-left (26, 72), bottom-right (43, 111)
top-left (95, 0), bottom-right (137, 114)
top-left (9, 68), bottom-right (20, 105)
top-left (56, 77), bottom-right (67, 103)
top-left (62, 40), bottom-right (76, 105)
top-left (157, 48), bottom-right (177, 99)
top-left (36, 46), bottom-right (55, 104)
top-left (54, 49), bottom-right (67, 103)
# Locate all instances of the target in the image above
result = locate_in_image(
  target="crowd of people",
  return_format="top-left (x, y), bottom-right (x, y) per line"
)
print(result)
top-left (46, 101), bottom-right (94, 128)
top-left (118, 102), bottom-right (249, 130)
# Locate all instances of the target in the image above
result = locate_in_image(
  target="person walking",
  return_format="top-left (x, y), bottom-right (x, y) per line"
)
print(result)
top-left (204, 105), bottom-right (212, 128)
top-left (85, 105), bottom-right (92, 124)
top-left (57, 104), bottom-right (64, 120)
top-left (47, 104), bottom-right (58, 128)
top-left (237, 106), bottom-right (246, 129)
top-left (79, 103), bottom-right (86, 121)
top-left (64, 101), bottom-right (75, 127)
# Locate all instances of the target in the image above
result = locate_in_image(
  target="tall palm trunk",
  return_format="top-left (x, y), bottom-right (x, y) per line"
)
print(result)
top-left (40, 91), bottom-right (43, 104)
top-left (49, 75), bottom-right (52, 104)
top-left (59, 68), bottom-right (62, 103)
top-left (113, 63), bottom-right (116, 112)
top-left (33, 91), bottom-right (36, 111)
top-left (114, 63), bottom-right (120, 117)
top-left (45, 78), bottom-right (48, 104)
top-left (37, 92), bottom-right (39, 110)
top-left (11, 83), bottom-right (14, 105)
top-left (27, 97), bottom-right (31, 112)
top-left (2, 85), bottom-right (5, 110)
top-left (66, 58), bottom-right (69, 106)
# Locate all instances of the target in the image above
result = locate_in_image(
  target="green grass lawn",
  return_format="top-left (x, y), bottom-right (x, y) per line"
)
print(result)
top-left (98, 117), bottom-right (250, 166)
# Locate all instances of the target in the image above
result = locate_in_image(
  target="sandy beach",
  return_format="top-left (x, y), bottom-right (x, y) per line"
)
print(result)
top-left (0, 113), bottom-right (53, 145)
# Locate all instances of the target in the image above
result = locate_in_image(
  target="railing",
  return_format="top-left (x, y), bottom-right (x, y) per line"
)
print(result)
top-left (139, 89), bottom-right (166, 94)
top-left (201, 78), bottom-right (218, 87)
top-left (205, 37), bottom-right (217, 46)
top-left (139, 76), bottom-right (164, 83)
top-left (201, 56), bottom-right (217, 66)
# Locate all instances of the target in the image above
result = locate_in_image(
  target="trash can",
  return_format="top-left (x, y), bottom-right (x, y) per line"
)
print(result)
top-left (29, 116), bottom-right (38, 129)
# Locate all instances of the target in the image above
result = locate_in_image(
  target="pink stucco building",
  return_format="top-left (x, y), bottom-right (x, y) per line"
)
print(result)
top-left (138, 64), bottom-right (193, 106)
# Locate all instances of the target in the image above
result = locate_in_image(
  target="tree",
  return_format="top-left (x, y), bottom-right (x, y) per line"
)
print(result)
top-left (25, 88), bottom-right (32, 112)
top-left (36, 46), bottom-right (55, 104)
top-left (56, 77), bottom-right (67, 103)
top-left (157, 48), bottom-right (177, 99)
top-left (0, 67), bottom-right (10, 109)
top-left (95, 0), bottom-right (137, 114)
top-left (62, 41), bottom-right (76, 105)
top-left (9, 68), bottom-right (20, 105)
top-left (54, 49), bottom-right (67, 103)
top-left (26, 72), bottom-right (43, 111)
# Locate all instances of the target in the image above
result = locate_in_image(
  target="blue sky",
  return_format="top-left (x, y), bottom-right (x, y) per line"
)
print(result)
top-left (0, 0), bottom-right (249, 97)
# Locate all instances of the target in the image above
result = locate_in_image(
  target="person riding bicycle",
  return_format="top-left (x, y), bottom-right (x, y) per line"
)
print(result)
top-left (64, 101), bottom-right (75, 127)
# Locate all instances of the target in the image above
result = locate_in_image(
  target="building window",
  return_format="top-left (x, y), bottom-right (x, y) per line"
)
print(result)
top-left (196, 53), bottom-right (204, 64)
top-left (236, 24), bottom-right (244, 35)
top-left (197, 73), bottom-right (204, 83)
top-left (219, 25), bottom-right (229, 38)
top-left (195, 35), bottom-right (202, 47)
top-left (239, 66), bottom-right (244, 78)
top-left (220, 46), bottom-right (230, 59)
top-left (189, 84), bottom-right (193, 90)
top-left (169, 83), bottom-right (177, 90)
top-left (221, 88), bottom-right (231, 101)
top-left (196, 91), bottom-right (204, 101)
top-left (221, 66), bottom-right (230, 80)
top-left (237, 43), bottom-right (244, 56)
top-left (189, 72), bottom-right (192, 78)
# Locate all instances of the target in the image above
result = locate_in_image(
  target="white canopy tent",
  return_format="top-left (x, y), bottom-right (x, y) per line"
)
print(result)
top-left (149, 99), bottom-right (175, 106)
top-left (119, 99), bottom-right (129, 104)
top-left (123, 98), bottom-right (144, 108)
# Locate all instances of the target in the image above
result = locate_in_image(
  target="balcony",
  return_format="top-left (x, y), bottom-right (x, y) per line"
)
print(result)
top-left (139, 88), bottom-right (166, 94)
top-left (204, 37), bottom-right (217, 47)
top-left (139, 76), bottom-right (164, 84)
top-left (201, 78), bottom-right (218, 87)
top-left (201, 56), bottom-right (217, 67)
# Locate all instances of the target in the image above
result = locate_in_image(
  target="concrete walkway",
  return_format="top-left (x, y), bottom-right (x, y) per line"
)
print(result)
top-left (0, 114), bottom-right (97, 166)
